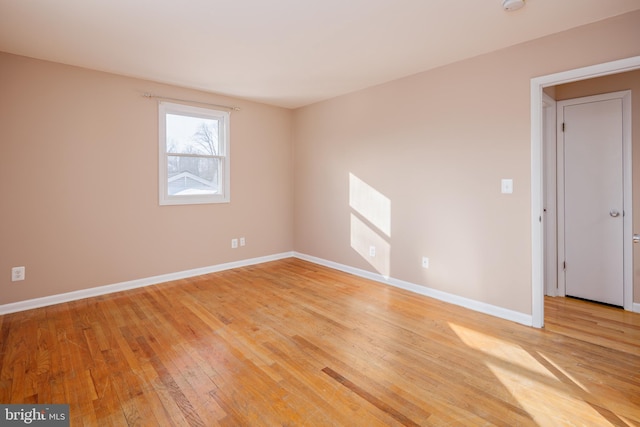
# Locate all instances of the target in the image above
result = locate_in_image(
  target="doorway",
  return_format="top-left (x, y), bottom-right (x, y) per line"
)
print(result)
top-left (530, 56), bottom-right (640, 328)
top-left (557, 92), bottom-right (630, 307)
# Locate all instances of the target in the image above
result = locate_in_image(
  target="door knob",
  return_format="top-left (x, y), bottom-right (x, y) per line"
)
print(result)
top-left (609, 209), bottom-right (620, 217)
top-left (634, 234), bottom-right (640, 244)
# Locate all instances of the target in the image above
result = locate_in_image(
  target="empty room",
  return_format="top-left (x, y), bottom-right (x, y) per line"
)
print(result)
top-left (1, 1), bottom-right (640, 425)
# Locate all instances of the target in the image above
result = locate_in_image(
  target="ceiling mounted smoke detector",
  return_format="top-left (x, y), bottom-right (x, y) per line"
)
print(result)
top-left (502, 0), bottom-right (525, 11)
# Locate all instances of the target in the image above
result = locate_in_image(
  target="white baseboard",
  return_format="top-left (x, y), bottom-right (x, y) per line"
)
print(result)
top-left (634, 302), bottom-right (640, 313)
top-left (0, 252), bottom-right (294, 315)
top-left (11, 251), bottom-right (628, 326)
top-left (294, 252), bottom-right (533, 327)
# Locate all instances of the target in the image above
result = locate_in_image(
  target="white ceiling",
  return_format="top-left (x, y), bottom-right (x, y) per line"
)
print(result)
top-left (1, 1), bottom-right (639, 109)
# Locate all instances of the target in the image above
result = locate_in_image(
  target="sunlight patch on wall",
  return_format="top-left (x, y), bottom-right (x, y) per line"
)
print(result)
top-left (349, 173), bottom-right (391, 278)
top-left (350, 214), bottom-right (391, 278)
top-left (349, 173), bottom-right (391, 237)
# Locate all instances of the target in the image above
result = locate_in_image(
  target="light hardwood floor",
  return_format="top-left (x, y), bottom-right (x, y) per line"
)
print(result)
top-left (1, 258), bottom-right (639, 426)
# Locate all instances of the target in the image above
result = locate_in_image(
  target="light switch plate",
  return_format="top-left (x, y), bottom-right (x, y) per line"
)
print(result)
top-left (422, 257), bottom-right (429, 269)
top-left (501, 179), bottom-right (513, 194)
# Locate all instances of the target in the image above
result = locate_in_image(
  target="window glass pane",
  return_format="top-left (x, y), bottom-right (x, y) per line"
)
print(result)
top-left (167, 156), bottom-right (221, 196)
top-left (166, 113), bottom-right (220, 155)
top-left (159, 102), bottom-right (230, 205)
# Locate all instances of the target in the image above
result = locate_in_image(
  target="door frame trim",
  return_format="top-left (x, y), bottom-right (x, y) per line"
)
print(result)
top-left (531, 55), bottom-right (640, 328)
top-left (556, 91), bottom-right (632, 305)
top-left (543, 93), bottom-right (558, 297)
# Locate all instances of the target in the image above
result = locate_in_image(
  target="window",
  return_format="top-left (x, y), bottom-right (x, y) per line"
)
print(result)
top-left (159, 102), bottom-right (230, 205)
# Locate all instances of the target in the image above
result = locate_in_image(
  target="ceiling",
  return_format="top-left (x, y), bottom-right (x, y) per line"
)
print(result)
top-left (1, 1), bottom-right (639, 109)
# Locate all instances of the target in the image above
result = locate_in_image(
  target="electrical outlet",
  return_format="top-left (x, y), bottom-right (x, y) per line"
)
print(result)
top-left (369, 246), bottom-right (376, 257)
top-left (422, 257), bottom-right (429, 269)
top-left (231, 238), bottom-right (238, 249)
top-left (11, 266), bottom-right (25, 282)
top-left (240, 237), bottom-right (246, 246)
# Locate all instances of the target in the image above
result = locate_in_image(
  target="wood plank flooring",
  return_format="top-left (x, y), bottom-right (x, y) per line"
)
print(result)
top-left (1, 258), bottom-right (639, 426)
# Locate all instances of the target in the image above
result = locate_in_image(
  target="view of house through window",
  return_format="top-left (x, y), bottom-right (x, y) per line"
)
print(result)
top-left (159, 102), bottom-right (230, 205)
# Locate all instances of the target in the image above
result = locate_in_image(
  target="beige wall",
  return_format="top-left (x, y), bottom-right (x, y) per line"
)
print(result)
top-left (293, 10), bottom-right (640, 314)
top-left (0, 53), bottom-right (294, 304)
top-left (554, 70), bottom-right (640, 303)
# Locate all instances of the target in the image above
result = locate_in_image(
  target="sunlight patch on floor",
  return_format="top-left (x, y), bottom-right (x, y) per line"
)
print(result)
top-left (448, 322), bottom-right (610, 426)
top-left (448, 323), bottom-right (552, 377)
top-left (535, 351), bottom-right (589, 393)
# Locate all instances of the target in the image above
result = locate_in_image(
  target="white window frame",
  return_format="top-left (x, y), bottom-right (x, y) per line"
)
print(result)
top-left (159, 102), bottom-right (230, 205)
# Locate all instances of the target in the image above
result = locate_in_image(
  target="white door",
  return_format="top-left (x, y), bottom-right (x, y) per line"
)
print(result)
top-left (560, 94), bottom-right (624, 306)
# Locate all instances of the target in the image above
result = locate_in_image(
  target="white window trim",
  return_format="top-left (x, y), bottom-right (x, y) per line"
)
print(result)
top-left (159, 102), bottom-right (230, 205)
